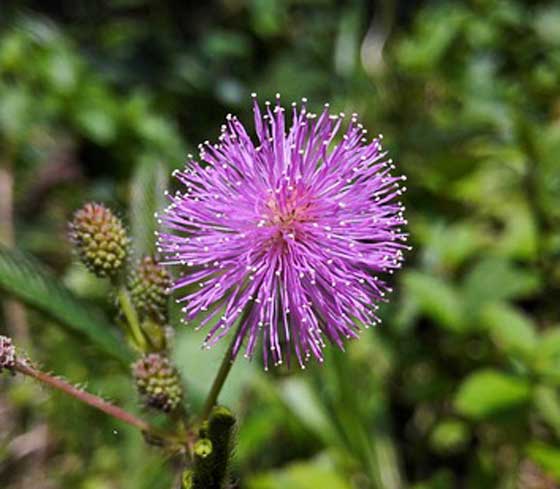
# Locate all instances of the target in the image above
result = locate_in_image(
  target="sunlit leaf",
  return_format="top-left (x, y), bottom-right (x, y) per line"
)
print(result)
top-left (480, 302), bottom-right (537, 360)
top-left (527, 442), bottom-right (560, 481)
top-left (455, 369), bottom-right (531, 419)
top-left (402, 271), bottom-right (466, 332)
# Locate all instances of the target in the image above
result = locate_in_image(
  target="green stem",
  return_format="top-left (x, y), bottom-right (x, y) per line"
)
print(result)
top-left (117, 287), bottom-right (148, 351)
top-left (200, 309), bottom-right (249, 421)
top-left (200, 338), bottom-right (236, 421)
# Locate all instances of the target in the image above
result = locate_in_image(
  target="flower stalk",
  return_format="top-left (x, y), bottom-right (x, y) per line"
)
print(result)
top-left (117, 286), bottom-right (149, 351)
top-left (200, 337), bottom-right (236, 422)
top-left (200, 309), bottom-right (249, 421)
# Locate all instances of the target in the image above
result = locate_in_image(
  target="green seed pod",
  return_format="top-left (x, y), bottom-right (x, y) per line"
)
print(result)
top-left (0, 335), bottom-right (16, 372)
top-left (69, 203), bottom-right (128, 278)
top-left (132, 353), bottom-right (182, 412)
top-left (129, 256), bottom-right (171, 323)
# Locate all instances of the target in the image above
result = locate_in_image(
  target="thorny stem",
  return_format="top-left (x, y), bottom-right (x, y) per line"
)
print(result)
top-left (15, 360), bottom-right (150, 431)
top-left (200, 309), bottom-right (250, 421)
top-left (13, 360), bottom-right (182, 447)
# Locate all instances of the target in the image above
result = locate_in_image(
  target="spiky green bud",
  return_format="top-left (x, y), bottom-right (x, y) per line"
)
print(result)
top-left (132, 353), bottom-right (182, 412)
top-left (129, 256), bottom-right (171, 323)
top-left (69, 203), bottom-right (128, 278)
top-left (0, 335), bottom-right (16, 372)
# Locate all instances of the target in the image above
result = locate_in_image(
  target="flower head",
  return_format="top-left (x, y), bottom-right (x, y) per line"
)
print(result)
top-left (132, 353), bottom-right (182, 412)
top-left (0, 335), bottom-right (16, 372)
top-left (158, 95), bottom-right (408, 369)
top-left (69, 203), bottom-right (128, 278)
top-left (129, 256), bottom-right (171, 323)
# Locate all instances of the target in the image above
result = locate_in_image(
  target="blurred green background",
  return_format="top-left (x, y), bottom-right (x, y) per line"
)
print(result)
top-left (1, 0), bottom-right (560, 488)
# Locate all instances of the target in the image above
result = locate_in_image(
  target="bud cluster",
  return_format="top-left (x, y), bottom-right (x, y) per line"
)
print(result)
top-left (132, 353), bottom-right (182, 412)
top-left (0, 335), bottom-right (16, 372)
top-left (129, 256), bottom-right (171, 323)
top-left (69, 203), bottom-right (128, 278)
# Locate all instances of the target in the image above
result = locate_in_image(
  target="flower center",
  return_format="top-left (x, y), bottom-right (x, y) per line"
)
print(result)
top-left (262, 188), bottom-right (315, 246)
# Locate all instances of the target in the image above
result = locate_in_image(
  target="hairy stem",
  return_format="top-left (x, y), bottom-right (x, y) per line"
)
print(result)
top-left (15, 360), bottom-right (151, 432)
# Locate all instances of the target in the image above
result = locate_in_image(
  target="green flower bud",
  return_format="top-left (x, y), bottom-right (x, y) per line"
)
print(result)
top-left (0, 335), bottom-right (16, 372)
top-left (194, 438), bottom-right (213, 458)
top-left (132, 353), bottom-right (182, 412)
top-left (191, 439), bottom-right (214, 489)
top-left (129, 256), bottom-right (171, 323)
top-left (181, 470), bottom-right (193, 489)
top-left (69, 203), bottom-right (128, 278)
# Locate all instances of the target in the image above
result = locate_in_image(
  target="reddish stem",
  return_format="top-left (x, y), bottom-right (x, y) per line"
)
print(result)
top-left (15, 360), bottom-right (151, 432)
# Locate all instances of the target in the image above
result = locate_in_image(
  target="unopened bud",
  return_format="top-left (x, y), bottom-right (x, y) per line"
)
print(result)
top-left (181, 470), bottom-right (193, 489)
top-left (132, 353), bottom-right (182, 412)
top-left (194, 438), bottom-right (213, 458)
top-left (129, 256), bottom-right (171, 323)
top-left (191, 439), bottom-right (214, 488)
top-left (0, 335), bottom-right (16, 372)
top-left (69, 203), bottom-right (128, 278)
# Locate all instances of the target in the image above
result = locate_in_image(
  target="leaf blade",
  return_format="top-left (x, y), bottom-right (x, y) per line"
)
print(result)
top-left (0, 245), bottom-right (131, 364)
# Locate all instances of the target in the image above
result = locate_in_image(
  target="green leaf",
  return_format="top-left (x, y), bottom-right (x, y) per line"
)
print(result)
top-left (430, 419), bottom-right (470, 454)
top-left (534, 385), bottom-right (560, 438)
top-left (0, 245), bottom-right (131, 364)
top-left (395, 5), bottom-right (467, 72)
top-left (526, 442), bottom-right (560, 481)
top-left (480, 302), bottom-right (537, 360)
top-left (278, 377), bottom-right (340, 447)
top-left (413, 219), bottom-right (487, 270)
top-left (247, 453), bottom-right (352, 489)
top-left (129, 157), bottom-right (168, 259)
top-left (454, 369), bottom-right (531, 420)
top-left (402, 271), bottom-right (466, 332)
top-left (534, 329), bottom-right (560, 383)
top-left (462, 257), bottom-right (540, 310)
top-left (72, 83), bottom-right (118, 144)
top-left (534, 6), bottom-right (560, 46)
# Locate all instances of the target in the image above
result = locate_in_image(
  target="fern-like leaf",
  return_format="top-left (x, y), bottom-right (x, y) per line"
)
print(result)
top-left (0, 245), bottom-right (132, 364)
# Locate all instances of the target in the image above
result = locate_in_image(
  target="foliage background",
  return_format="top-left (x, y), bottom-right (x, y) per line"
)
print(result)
top-left (1, 0), bottom-right (560, 488)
